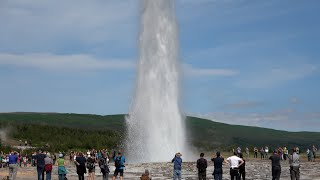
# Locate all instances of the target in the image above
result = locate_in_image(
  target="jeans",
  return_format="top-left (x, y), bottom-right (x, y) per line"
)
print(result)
top-left (230, 168), bottom-right (240, 180)
top-left (290, 166), bottom-right (300, 180)
top-left (102, 172), bottom-right (109, 180)
top-left (78, 174), bottom-right (85, 180)
top-left (46, 171), bottom-right (52, 180)
top-left (59, 174), bottom-right (66, 180)
top-left (198, 171), bottom-right (206, 180)
top-left (37, 166), bottom-right (45, 180)
top-left (173, 169), bottom-right (181, 180)
top-left (214, 173), bottom-right (222, 180)
top-left (272, 166), bottom-right (281, 180)
top-left (239, 169), bottom-right (245, 180)
top-left (9, 164), bottom-right (17, 180)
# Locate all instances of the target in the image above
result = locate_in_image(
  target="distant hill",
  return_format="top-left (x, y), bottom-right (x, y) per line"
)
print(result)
top-left (0, 112), bottom-right (319, 151)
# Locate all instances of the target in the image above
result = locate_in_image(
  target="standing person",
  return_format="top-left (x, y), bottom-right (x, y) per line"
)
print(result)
top-left (237, 147), bottom-right (241, 156)
top-left (36, 150), bottom-right (46, 180)
top-left (171, 152), bottom-right (182, 180)
top-left (57, 153), bottom-right (67, 180)
top-left (17, 154), bottom-right (21, 167)
top-left (289, 148), bottom-right (300, 180)
top-left (52, 154), bottom-right (57, 165)
top-left (112, 152), bottom-right (126, 180)
top-left (32, 152), bottom-right (37, 167)
top-left (253, 147), bottom-right (258, 158)
top-left (75, 152), bottom-right (87, 180)
top-left (225, 152), bottom-right (244, 180)
top-left (239, 154), bottom-right (246, 180)
top-left (260, 147), bottom-right (265, 160)
top-left (306, 149), bottom-right (312, 162)
top-left (8, 151), bottom-right (18, 180)
top-left (283, 147), bottom-right (288, 161)
top-left (278, 147), bottom-right (283, 160)
top-left (211, 152), bottom-right (224, 180)
top-left (87, 154), bottom-right (96, 180)
top-left (312, 145), bottom-right (318, 160)
top-left (196, 153), bottom-right (207, 180)
top-left (99, 152), bottom-right (110, 180)
top-left (44, 153), bottom-right (53, 180)
top-left (23, 155), bottom-right (28, 167)
top-left (269, 150), bottom-right (281, 180)
top-left (265, 146), bottom-right (269, 159)
top-left (245, 147), bottom-right (249, 158)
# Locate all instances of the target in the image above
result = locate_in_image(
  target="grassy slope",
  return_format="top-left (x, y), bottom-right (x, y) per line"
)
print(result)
top-left (0, 113), bottom-right (319, 151)
top-left (186, 117), bottom-right (320, 150)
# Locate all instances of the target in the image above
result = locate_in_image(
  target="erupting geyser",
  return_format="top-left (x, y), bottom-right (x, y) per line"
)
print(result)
top-left (126, 0), bottom-right (188, 162)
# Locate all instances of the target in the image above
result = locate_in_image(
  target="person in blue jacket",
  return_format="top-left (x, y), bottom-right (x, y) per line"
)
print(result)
top-left (112, 151), bottom-right (125, 180)
top-left (172, 152), bottom-right (182, 180)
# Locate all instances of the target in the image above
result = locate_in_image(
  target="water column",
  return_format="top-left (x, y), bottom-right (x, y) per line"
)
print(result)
top-left (126, 0), bottom-right (187, 162)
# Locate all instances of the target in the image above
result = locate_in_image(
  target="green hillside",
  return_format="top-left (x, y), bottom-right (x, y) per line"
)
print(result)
top-left (0, 112), bottom-right (319, 152)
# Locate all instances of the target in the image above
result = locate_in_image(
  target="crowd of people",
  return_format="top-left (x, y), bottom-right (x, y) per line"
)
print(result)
top-left (3, 148), bottom-right (127, 180)
top-left (1, 144), bottom-right (318, 180)
top-left (191, 146), bottom-right (317, 180)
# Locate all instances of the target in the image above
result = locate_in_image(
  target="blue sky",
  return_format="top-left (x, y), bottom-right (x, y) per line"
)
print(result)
top-left (0, 0), bottom-right (319, 131)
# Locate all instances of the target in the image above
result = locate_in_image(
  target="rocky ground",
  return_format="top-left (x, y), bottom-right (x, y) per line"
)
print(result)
top-left (0, 159), bottom-right (319, 180)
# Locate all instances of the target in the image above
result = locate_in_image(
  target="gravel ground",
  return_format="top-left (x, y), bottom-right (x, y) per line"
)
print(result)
top-left (0, 159), bottom-right (320, 180)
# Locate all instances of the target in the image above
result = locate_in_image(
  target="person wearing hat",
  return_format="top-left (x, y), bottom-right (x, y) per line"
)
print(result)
top-left (172, 152), bottom-right (182, 180)
top-left (211, 152), bottom-right (224, 180)
top-left (56, 153), bottom-right (67, 180)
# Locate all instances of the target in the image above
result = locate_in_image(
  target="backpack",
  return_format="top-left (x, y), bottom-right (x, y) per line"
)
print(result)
top-left (99, 158), bottom-right (106, 169)
top-left (45, 164), bottom-right (52, 172)
top-left (86, 161), bottom-right (95, 170)
top-left (115, 156), bottom-right (122, 169)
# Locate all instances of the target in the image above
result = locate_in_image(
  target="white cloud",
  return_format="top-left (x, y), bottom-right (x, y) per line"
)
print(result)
top-left (235, 63), bottom-right (317, 88)
top-left (0, 0), bottom-right (137, 52)
top-left (290, 97), bottom-right (300, 104)
top-left (183, 64), bottom-right (237, 77)
top-left (223, 100), bottom-right (263, 109)
top-left (0, 53), bottom-right (240, 78)
top-left (0, 53), bottom-right (134, 71)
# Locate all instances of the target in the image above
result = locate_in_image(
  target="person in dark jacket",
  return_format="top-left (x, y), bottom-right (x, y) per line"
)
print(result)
top-left (75, 152), bottom-right (87, 180)
top-left (269, 150), bottom-right (281, 180)
top-left (172, 152), bottom-right (182, 180)
top-left (197, 153), bottom-right (207, 180)
top-left (211, 152), bottom-right (224, 180)
top-left (36, 150), bottom-right (46, 180)
top-left (239, 153), bottom-right (246, 180)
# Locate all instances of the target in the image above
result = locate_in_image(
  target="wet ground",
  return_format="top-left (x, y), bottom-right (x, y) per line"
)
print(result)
top-left (1, 159), bottom-right (320, 179)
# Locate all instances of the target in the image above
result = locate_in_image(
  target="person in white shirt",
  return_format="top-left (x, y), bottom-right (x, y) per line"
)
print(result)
top-left (225, 152), bottom-right (244, 180)
top-left (265, 146), bottom-right (269, 159)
